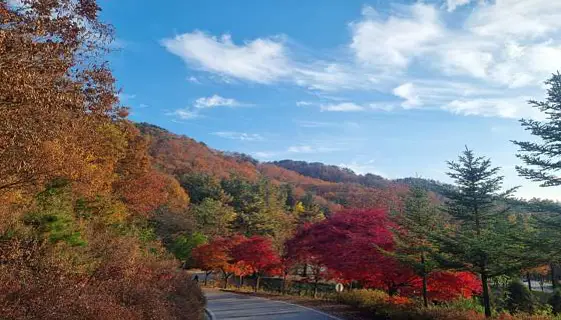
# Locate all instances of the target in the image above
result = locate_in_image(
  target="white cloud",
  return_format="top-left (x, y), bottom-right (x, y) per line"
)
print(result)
top-left (187, 76), bottom-right (200, 84)
top-left (350, 4), bottom-right (443, 69)
top-left (295, 120), bottom-right (332, 128)
top-left (163, 1), bottom-right (561, 120)
top-left (339, 159), bottom-right (387, 177)
top-left (320, 102), bottom-right (365, 112)
top-left (296, 101), bottom-right (313, 106)
top-left (254, 151), bottom-right (277, 159)
top-left (393, 83), bottom-right (422, 108)
top-left (446, 0), bottom-right (472, 12)
top-left (162, 31), bottom-right (290, 83)
top-left (212, 131), bottom-right (264, 141)
top-left (168, 109), bottom-right (199, 120)
top-left (194, 94), bottom-right (240, 109)
top-left (466, 0), bottom-right (561, 39)
top-left (167, 94), bottom-right (246, 120)
top-left (442, 96), bottom-right (544, 119)
top-left (287, 145), bottom-right (339, 153)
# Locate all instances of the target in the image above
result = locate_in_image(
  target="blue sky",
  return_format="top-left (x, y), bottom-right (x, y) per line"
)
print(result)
top-left (99, 0), bottom-right (561, 200)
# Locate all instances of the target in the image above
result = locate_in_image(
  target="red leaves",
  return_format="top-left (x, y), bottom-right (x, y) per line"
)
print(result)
top-left (191, 235), bottom-right (245, 275)
top-left (287, 209), bottom-right (407, 288)
top-left (286, 208), bottom-right (480, 300)
top-left (231, 236), bottom-right (281, 276)
top-left (192, 235), bottom-right (281, 278)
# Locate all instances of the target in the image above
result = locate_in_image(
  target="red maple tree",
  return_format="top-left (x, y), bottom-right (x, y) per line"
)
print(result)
top-left (286, 208), bottom-right (480, 300)
top-left (231, 236), bottom-right (281, 291)
top-left (191, 235), bottom-right (247, 288)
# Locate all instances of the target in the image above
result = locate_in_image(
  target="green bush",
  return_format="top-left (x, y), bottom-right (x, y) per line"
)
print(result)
top-left (550, 290), bottom-right (561, 315)
top-left (335, 289), bottom-right (390, 309)
top-left (506, 280), bottom-right (537, 314)
top-left (443, 297), bottom-right (486, 314)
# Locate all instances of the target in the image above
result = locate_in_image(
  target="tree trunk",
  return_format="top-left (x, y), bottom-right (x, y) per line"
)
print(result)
top-left (313, 278), bottom-right (319, 298)
top-left (526, 272), bottom-right (532, 291)
top-left (551, 264), bottom-right (557, 289)
top-left (204, 271), bottom-right (211, 286)
top-left (421, 253), bottom-right (429, 308)
top-left (255, 275), bottom-right (261, 292)
top-left (240, 275), bottom-right (244, 288)
top-left (481, 269), bottom-right (492, 318)
top-left (302, 263), bottom-right (308, 277)
top-left (281, 272), bottom-right (287, 295)
top-left (223, 273), bottom-right (230, 289)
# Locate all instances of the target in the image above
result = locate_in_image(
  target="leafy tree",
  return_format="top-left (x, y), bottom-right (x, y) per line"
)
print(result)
top-left (170, 232), bottom-right (207, 268)
top-left (231, 236), bottom-right (281, 292)
top-left (434, 148), bottom-right (527, 317)
top-left (0, 0), bottom-right (128, 195)
top-left (190, 198), bottom-right (236, 238)
top-left (221, 177), bottom-right (293, 245)
top-left (179, 173), bottom-right (228, 204)
top-left (23, 180), bottom-right (86, 247)
top-left (296, 193), bottom-right (325, 225)
top-left (191, 235), bottom-right (247, 288)
top-left (287, 208), bottom-right (415, 295)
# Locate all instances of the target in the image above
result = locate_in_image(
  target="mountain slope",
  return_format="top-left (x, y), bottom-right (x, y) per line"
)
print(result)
top-left (137, 123), bottom-right (408, 212)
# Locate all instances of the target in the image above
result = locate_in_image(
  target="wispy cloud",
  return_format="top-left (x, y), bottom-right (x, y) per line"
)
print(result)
top-left (163, 0), bottom-right (561, 119)
top-left (287, 145), bottom-right (339, 153)
top-left (168, 109), bottom-right (199, 120)
top-left (446, 0), bottom-right (472, 12)
top-left (195, 94), bottom-right (241, 109)
top-left (339, 159), bottom-right (387, 177)
top-left (167, 94), bottom-right (246, 120)
top-left (320, 102), bottom-right (365, 112)
top-left (296, 101), bottom-right (313, 106)
top-left (253, 151), bottom-right (276, 159)
top-left (162, 31), bottom-right (290, 83)
top-left (187, 76), bottom-right (201, 84)
top-left (212, 131), bottom-right (264, 141)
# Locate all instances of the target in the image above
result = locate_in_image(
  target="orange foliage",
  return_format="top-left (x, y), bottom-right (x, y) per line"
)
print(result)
top-left (115, 170), bottom-right (189, 216)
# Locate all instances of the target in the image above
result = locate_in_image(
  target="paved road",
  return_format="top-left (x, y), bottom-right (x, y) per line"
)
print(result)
top-left (205, 290), bottom-right (341, 320)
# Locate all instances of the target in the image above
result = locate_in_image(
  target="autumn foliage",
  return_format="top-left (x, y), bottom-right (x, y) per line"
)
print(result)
top-left (286, 208), bottom-right (481, 300)
top-left (0, 1), bottom-right (203, 319)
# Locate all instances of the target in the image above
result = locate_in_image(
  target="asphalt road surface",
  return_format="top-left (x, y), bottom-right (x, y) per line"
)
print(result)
top-left (205, 290), bottom-right (342, 320)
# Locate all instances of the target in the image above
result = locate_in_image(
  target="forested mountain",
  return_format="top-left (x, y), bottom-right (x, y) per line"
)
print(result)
top-left (272, 160), bottom-right (455, 196)
top-left (137, 123), bottom-right (409, 214)
top-left (272, 159), bottom-right (390, 188)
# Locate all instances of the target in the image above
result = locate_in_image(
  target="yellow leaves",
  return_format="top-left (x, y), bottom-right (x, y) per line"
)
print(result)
top-left (164, 175), bottom-right (190, 212)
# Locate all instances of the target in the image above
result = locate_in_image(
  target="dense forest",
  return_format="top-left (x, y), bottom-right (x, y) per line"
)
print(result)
top-left (3, 1), bottom-right (561, 320)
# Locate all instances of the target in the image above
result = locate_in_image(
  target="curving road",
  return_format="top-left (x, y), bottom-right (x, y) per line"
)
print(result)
top-left (205, 290), bottom-right (342, 320)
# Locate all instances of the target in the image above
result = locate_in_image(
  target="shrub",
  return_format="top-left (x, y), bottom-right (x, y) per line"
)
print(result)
top-left (444, 297), bottom-right (485, 314)
top-left (335, 289), bottom-right (390, 309)
top-left (549, 290), bottom-right (561, 315)
top-left (506, 280), bottom-right (537, 314)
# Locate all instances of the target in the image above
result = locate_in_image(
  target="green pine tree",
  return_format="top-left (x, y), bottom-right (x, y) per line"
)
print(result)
top-left (513, 72), bottom-right (561, 187)
top-left (433, 147), bottom-right (527, 318)
top-left (512, 72), bottom-right (561, 288)
top-left (390, 186), bottom-right (442, 307)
